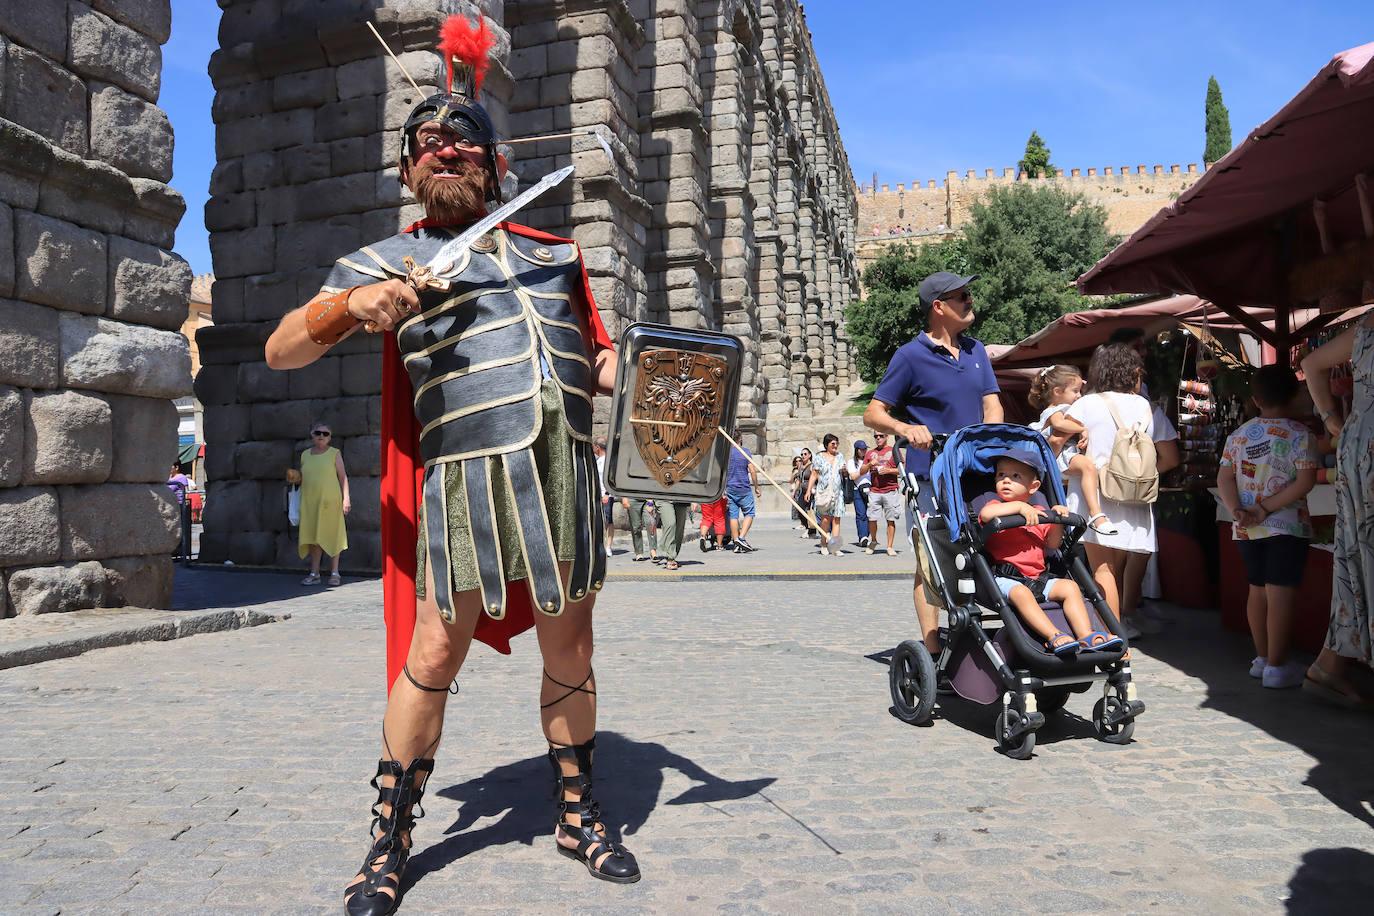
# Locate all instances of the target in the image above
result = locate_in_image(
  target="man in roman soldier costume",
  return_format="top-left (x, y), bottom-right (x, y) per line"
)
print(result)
top-left (264, 16), bottom-right (640, 914)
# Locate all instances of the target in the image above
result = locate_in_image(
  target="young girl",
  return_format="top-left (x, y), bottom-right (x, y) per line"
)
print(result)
top-left (1028, 365), bottom-right (1118, 535)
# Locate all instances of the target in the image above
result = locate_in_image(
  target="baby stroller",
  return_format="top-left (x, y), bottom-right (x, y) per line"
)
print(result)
top-left (887, 423), bottom-right (1145, 759)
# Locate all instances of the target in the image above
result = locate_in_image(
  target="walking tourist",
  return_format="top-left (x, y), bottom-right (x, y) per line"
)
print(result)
top-left (625, 498), bottom-right (659, 562)
top-left (698, 495), bottom-right (728, 551)
top-left (656, 501), bottom-right (690, 571)
top-left (1217, 366), bottom-right (1318, 689)
top-left (846, 440), bottom-right (871, 547)
top-left (297, 423), bottom-right (350, 586)
top-left (806, 433), bottom-right (847, 556)
top-left (724, 432), bottom-right (761, 553)
top-left (1301, 312), bottom-right (1374, 709)
top-left (1062, 344), bottom-right (1156, 626)
top-left (793, 447), bottom-right (815, 538)
top-left (863, 271), bottom-right (1002, 654)
top-left (264, 19), bottom-right (641, 910)
top-left (861, 431), bottom-right (902, 555)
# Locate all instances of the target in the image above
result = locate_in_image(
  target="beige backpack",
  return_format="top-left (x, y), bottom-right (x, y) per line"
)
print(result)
top-left (1099, 396), bottom-right (1159, 505)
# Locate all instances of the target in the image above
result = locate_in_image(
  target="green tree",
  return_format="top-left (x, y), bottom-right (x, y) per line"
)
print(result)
top-left (844, 184), bottom-right (1117, 380)
top-left (1203, 76), bottom-right (1233, 165)
top-left (1018, 130), bottom-right (1053, 178)
top-left (962, 183), bottom-right (1115, 345)
top-left (844, 237), bottom-right (970, 382)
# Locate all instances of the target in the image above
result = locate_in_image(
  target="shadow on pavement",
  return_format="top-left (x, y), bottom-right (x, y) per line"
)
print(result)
top-left (1139, 607), bottom-right (1374, 830)
top-left (1286, 847), bottom-right (1374, 913)
top-left (172, 564), bottom-right (371, 611)
top-left (405, 732), bottom-right (775, 887)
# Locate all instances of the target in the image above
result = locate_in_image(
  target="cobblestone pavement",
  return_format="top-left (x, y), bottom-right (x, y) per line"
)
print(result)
top-left (3, 539), bottom-right (1373, 913)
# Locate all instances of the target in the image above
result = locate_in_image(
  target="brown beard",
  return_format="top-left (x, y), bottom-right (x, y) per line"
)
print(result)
top-left (410, 158), bottom-right (494, 224)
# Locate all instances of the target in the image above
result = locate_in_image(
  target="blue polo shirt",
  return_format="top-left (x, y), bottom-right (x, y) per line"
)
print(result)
top-left (872, 332), bottom-right (999, 476)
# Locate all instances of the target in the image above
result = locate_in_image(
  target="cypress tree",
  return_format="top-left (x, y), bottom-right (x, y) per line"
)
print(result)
top-left (1019, 131), bottom-right (1053, 179)
top-left (1203, 76), bottom-right (1233, 165)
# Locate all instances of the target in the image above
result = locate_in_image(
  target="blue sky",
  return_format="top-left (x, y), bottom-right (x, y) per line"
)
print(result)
top-left (161, 0), bottom-right (1372, 275)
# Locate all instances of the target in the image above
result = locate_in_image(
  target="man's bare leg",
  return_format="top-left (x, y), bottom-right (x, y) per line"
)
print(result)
top-left (344, 561), bottom-right (482, 913)
top-left (913, 573), bottom-right (939, 654)
top-left (535, 562), bottom-right (639, 881)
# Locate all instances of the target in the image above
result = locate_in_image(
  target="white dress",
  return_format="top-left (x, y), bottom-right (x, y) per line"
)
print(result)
top-left (1064, 392), bottom-right (1156, 553)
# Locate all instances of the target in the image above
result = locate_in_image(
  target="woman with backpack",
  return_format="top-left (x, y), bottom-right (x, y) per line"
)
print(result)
top-left (1063, 344), bottom-right (1158, 627)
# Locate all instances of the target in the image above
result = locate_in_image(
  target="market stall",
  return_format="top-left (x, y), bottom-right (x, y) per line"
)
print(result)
top-left (1075, 42), bottom-right (1374, 651)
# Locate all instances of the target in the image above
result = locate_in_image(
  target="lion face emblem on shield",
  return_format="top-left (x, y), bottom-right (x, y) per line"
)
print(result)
top-left (631, 349), bottom-right (727, 486)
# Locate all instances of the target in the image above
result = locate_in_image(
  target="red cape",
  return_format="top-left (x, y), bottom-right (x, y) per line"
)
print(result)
top-left (381, 221), bottom-right (612, 693)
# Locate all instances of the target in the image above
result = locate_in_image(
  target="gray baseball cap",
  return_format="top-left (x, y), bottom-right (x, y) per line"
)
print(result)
top-left (918, 271), bottom-right (979, 311)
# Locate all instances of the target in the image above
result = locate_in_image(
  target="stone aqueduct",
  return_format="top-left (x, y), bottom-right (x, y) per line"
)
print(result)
top-left (0, 0), bottom-right (860, 607)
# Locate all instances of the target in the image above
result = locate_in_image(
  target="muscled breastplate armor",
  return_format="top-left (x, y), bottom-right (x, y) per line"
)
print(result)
top-left (331, 227), bottom-right (595, 467)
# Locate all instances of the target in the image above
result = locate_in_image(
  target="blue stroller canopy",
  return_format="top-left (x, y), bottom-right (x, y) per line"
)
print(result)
top-left (927, 423), bottom-right (1066, 538)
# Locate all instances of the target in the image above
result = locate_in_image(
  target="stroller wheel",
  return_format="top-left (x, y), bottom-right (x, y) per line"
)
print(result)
top-left (888, 640), bottom-right (936, 726)
top-left (1034, 687), bottom-right (1072, 716)
top-left (1092, 696), bottom-right (1136, 744)
top-left (995, 706), bottom-right (1037, 760)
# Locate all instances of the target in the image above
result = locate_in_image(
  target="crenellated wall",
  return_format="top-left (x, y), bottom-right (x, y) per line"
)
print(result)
top-left (198, 0), bottom-right (857, 571)
top-left (857, 163), bottom-right (1206, 241)
top-left (0, 1), bottom-right (189, 618)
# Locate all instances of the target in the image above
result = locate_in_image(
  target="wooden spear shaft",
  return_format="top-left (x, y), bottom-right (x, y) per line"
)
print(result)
top-left (716, 426), bottom-right (821, 531)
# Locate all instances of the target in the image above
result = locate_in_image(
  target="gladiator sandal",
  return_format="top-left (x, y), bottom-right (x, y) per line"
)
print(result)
top-left (548, 738), bottom-right (641, 884)
top-left (343, 755), bottom-right (434, 915)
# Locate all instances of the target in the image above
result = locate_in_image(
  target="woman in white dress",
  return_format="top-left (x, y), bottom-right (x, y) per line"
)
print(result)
top-left (1064, 345), bottom-right (1155, 619)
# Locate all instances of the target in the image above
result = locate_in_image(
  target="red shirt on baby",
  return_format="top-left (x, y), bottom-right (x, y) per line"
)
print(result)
top-left (969, 491), bottom-right (1052, 578)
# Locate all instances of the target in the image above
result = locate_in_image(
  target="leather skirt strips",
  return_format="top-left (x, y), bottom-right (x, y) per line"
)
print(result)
top-left (417, 380), bottom-right (606, 621)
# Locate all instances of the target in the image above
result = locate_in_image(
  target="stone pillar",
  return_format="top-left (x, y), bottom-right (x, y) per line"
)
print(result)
top-left (201, 1), bottom-right (513, 572)
top-left (0, 1), bottom-right (187, 617)
top-left (506, 0), bottom-right (649, 346)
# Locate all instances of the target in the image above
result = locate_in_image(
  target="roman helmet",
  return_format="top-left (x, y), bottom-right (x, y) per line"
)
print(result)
top-left (400, 15), bottom-right (501, 199)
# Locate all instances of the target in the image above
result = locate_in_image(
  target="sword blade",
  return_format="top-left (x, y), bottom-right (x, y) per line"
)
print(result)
top-left (426, 164), bottom-right (576, 274)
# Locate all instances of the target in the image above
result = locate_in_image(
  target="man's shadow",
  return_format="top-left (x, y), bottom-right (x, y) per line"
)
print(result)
top-left (404, 731), bottom-right (774, 888)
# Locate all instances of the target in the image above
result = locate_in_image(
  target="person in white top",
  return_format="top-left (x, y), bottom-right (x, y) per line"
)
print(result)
top-left (1063, 344), bottom-right (1156, 621)
top-left (1027, 364), bottom-right (1117, 535)
top-left (845, 440), bottom-right (872, 547)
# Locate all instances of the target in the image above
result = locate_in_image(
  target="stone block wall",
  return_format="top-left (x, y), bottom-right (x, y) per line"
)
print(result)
top-left (201, 0), bottom-right (856, 571)
top-left (0, 1), bottom-right (187, 618)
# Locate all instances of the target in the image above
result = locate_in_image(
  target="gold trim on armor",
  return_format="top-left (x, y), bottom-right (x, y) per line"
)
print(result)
top-left (411, 340), bottom-right (538, 404)
top-left (401, 312), bottom-right (529, 366)
top-left (418, 375), bottom-right (542, 443)
top-left (337, 256), bottom-right (391, 281)
top-left (397, 283), bottom-right (509, 337)
top-left (359, 245), bottom-right (407, 278)
top-left (421, 380), bottom-right (545, 469)
top-left (530, 318), bottom-right (592, 368)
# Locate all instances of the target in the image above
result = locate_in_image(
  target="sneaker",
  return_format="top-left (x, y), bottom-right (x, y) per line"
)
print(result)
top-left (736, 537), bottom-right (754, 552)
top-left (698, 535), bottom-right (711, 552)
top-left (1262, 662), bottom-right (1306, 689)
top-left (604, 546), bottom-right (613, 557)
top-left (722, 538), bottom-right (735, 551)
top-left (733, 543), bottom-right (749, 554)
top-left (1249, 656), bottom-right (1267, 678)
top-left (1119, 617), bottom-right (1144, 641)
top-left (886, 547), bottom-right (898, 557)
top-left (864, 547), bottom-right (875, 555)
top-left (859, 536), bottom-right (871, 549)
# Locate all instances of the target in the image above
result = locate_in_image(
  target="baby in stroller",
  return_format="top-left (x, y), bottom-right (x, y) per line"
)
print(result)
top-left (971, 448), bottom-right (1124, 659)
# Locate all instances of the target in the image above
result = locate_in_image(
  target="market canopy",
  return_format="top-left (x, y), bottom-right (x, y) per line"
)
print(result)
top-left (990, 295), bottom-right (1323, 369)
top-left (1077, 43), bottom-right (1374, 348)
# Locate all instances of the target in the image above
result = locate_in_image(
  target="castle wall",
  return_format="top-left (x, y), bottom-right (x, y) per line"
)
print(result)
top-left (0, 1), bottom-right (187, 618)
top-left (199, 0), bottom-right (856, 572)
top-left (857, 163), bottom-right (1205, 241)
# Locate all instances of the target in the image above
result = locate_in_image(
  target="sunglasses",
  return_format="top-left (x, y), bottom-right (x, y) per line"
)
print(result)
top-left (940, 290), bottom-right (972, 305)
top-left (312, 430), bottom-right (331, 437)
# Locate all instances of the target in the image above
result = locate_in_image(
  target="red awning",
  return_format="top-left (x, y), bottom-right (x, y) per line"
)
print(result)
top-left (1078, 43), bottom-right (1374, 318)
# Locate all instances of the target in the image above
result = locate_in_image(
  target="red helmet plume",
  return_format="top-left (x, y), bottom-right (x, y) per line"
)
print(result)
top-left (438, 14), bottom-right (493, 97)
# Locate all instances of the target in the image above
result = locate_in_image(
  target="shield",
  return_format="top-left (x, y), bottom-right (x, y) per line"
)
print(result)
top-left (631, 349), bottom-right (727, 487)
top-left (605, 323), bottom-right (744, 502)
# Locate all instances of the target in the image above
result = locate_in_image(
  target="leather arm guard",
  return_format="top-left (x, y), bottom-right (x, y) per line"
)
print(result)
top-left (306, 286), bottom-right (362, 346)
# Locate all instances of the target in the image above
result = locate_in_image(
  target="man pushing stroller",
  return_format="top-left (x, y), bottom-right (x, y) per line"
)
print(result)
top-left (972, 449), bottom-right (1124, 658)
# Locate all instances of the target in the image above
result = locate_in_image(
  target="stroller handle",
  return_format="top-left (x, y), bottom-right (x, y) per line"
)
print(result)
top-left (977, 511), bottom-right (1087, 539)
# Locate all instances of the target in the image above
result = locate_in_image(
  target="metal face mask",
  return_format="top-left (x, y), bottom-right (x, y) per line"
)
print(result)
top-left (401, 93), bottom-right (501, 197)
